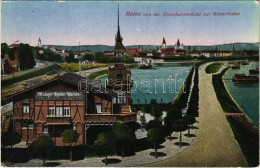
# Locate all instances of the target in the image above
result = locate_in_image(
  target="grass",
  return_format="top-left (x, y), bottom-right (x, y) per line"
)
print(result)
top-left (58, 63), bottom-right (107, 72)
top-left (1, 64), bottom-right (63, 88)
top-left (205, 63), bottom-right (222, 74)
top-left (212, 67), bottom-right (241, 113)
top-left (87, 70), bottom-right (108, 80)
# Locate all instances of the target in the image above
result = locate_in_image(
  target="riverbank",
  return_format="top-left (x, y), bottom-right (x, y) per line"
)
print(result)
top-left (147, 62), bottom-right (247, 167)
top-left (213, 66), bottom-right (259, 166)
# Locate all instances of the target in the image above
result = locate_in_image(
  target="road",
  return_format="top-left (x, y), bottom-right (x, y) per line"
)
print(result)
top-left (75, 66), bottom-right (109, 78)
top-left (147, 62), bottom-right (247, 167)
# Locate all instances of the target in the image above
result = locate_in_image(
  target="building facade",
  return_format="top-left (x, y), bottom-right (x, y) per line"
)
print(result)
top-left (12, 72), bottom-right (136, 146)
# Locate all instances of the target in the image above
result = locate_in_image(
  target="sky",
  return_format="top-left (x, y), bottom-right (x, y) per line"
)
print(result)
top-left (1, 1), bottom-right (259, 46)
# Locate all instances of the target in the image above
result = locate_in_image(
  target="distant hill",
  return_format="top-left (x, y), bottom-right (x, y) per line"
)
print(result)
top-left (42, 42), bottom-right (259, 53)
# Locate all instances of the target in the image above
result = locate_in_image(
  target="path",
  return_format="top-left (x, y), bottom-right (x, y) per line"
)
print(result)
top-left (75, 66), bottom-right (109, 78)
top-left (146, 62), bottom-right (247, 167)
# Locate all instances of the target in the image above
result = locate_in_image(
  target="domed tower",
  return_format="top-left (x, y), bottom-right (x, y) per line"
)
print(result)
top-left (38, 37), bottom-right (41, 47)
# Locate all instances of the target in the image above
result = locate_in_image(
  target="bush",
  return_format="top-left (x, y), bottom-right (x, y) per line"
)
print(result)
top-left (212, 67), bottom-right (241, 113)
top-left (2, 148), bottom-right (29, 163)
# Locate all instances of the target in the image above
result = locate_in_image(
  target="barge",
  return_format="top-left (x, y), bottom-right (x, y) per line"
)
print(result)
top-left (233, 74), bottom-right (259, 83)
top-left (231, 65), bottom-right (240, 69)
top-left (249, 68), bottom-right (259, 74)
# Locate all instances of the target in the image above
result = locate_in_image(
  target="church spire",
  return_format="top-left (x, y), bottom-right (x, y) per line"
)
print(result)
top-left (118, 3), bottom-right (120, 29)
top-left (114, 3), bottom-right (125, 51)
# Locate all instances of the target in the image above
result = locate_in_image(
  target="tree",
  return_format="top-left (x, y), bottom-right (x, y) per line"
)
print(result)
top-left (65, 50), bottom-right (75, 63)
top-left (182, 115), bottom-right (196, 136)
top-left (29, 135), bottom-right (54, 165)
top-left (147, 128), bottom-right (165, 158)
top-left (150, 99), bottom-right (163, 120)
top-left (112, 123), bottom-right (133, 158)
top-left (1, 43), bottom-right (10, 59)
top-left (1, 131), bottom-right (21, 165)
top-left (97, 131), bottom-right (117, 165)
top-left (145, 120), bottom-right (162, 131)
top-left (164, 105), bottom-right (182, 140)
top-left (62, 129), bottom-right (79, 162)
top-left (8, 43), bottom-right (36, 70)
top-left (172, 119), bottom-right (188, 147)
top-left (94, 52), bottom-right (105, 63)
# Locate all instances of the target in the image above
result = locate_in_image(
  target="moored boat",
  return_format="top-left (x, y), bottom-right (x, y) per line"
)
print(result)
top-left (233, 75), bottom-right (259, 83)
top-left (241, 59), bottom-right (249, 65)
top-left (232, 65), bottom-right (240, 69)
top-left (140, 63), bottom-right (153, 69)
top-left (249, 68), bottom-right (259, 74)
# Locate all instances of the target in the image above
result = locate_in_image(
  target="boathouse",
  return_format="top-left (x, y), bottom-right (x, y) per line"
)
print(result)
top-left (12, 72), bottom-right (136, 146)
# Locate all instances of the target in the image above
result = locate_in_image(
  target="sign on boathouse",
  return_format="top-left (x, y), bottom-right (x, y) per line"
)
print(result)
top-left (35, 91), bottom-right (83, 100)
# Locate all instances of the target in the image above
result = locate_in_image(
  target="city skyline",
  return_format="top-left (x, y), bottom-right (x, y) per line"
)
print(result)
top-left (1, 1), bottom-right (259, 46)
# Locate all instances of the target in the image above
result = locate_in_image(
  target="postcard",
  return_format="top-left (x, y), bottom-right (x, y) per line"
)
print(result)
top-left (1, 1), bottom-right (259, 167)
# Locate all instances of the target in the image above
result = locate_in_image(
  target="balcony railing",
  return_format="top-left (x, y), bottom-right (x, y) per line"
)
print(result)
top-left (46, 116), bottom-right (71, 125)
top-left (85, 113), bottom-right (136, 123)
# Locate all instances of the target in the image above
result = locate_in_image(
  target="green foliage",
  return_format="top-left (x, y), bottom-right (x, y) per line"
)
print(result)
top-left (205, 63), bottom-right (222, 74)
top-left (186, 66), bottom-right (199, 117)
top-left (164, 105), bottom-right (182, 135)
top-left (145, 120), bottom-right (162, 131)
top-left (112, 123), bottom-right (132, 140)
top-left (112, 123), bottom-right (133, 157)
top-left (97, 131), bottom-right (117, 152)
top-left (1, 43), bottom-right (10, 59)
top-left (163, 55), bottom-right (192, 61)
top-left (174, 67), bottom-right (194, 108)
top-left (1, 64), bottom-right (63, 88)
top-left (1, 131), bottom-right (21, 147)
top-left (65, 50), bottom-right (77, 63)
top-left (227, 116), bottom-right (259, 166)
top-left (150, 99), bottom-right (163, 120)
top-left (82, 53), bottom-right (94, 61)
top-left (29, 135), bottom-right (54, 164)
top-left (8, 43), bottom-right (36, 70)
top-left (87, 70), bottom-right (108, 80)
top-left (182, 115), bottom-right (196, 126)
top-left (58, 63), bottom-right (107, 72)
top-left (172, 119), bottom-right (188, 132)
top-left (212, 67), bottom-right (241, 113)
top-left (147, 128), bottom-right (166, 146)
top-left (62, 129), bottom-right (79, 144)
top-left (34, 48), bottom-right (63, 62)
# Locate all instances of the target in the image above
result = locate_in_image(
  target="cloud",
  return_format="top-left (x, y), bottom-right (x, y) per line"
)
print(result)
top-left (137, 28), bottom-right (141, 32)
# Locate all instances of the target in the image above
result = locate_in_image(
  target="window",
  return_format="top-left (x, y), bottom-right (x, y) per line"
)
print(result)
top-left (48, 107), bottom-right (55, 116)
top-left (64, 107), bottom-right (71, 116)
top-left (23, 104), bottom-right (29, 113)
top-left (96, 104), bottom-right (102, 114)
top-left (117, 74), bottom-right (123, 81)
top-left (113, 97), bottom-right (116, 104)
top-left (29, 124), bottom-right (34, 129)
top-left (43, 126), bottom-right (48, 133)
top-left (22, 122), bottom-right (27, 129)
top-left (56, 107), bottom-right (63, 116)
top-left (117, 92), bottom-right (126, 104)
